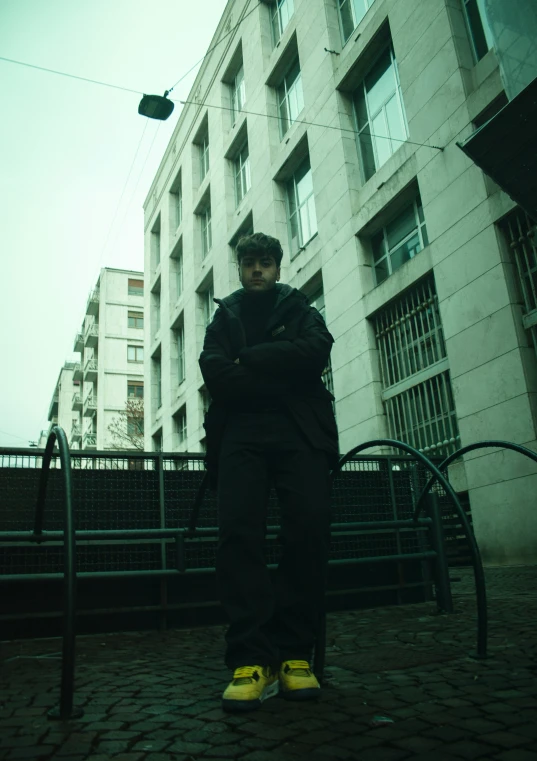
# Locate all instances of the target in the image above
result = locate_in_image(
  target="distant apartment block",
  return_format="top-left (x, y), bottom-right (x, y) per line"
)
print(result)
top-left (44, 268), bottom-right (145, 450)
top-left (142, 0), bottom-right (537, 564)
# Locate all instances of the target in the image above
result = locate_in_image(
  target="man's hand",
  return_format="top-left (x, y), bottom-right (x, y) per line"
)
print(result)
top-left (234, 358), bottom-right (240, 364)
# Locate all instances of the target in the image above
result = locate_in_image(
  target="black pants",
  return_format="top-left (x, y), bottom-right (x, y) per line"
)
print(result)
top-left (216, 409), bottom-right (332, 670)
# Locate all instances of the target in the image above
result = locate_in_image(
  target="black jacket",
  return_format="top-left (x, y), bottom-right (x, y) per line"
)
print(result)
top-left (198, 283), bottom-right (339, 489)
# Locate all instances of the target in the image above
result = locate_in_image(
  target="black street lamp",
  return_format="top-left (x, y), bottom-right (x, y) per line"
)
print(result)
top-left (138, 91), bottom-right (174, 121)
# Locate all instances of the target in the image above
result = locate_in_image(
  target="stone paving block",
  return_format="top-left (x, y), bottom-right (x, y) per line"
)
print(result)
top-left (515, 725), bottom-right (537, 740)
top-left (424, 725), bottom-right (473, 742)
top-left (93, 741), bottom-right (135, 754)
top-left (131, 739), bottom-right (170, 751)
top-left (167, 739), bottom-right (211, 754)
top-left (441, 740), bottom-right (497, 759)
top-left (343, 747), bottom-right (410, 761)
top-left (394, 736), bottom-right (442, 753)
top-left (478, 731), bottom-right (530, 749)
top-left (6, 747), bottom-right (56, 759)
top-left (494, 752), bottom-right (537, 761)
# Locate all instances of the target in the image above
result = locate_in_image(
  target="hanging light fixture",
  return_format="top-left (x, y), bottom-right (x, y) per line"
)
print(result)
top-left (138, 90), bottom-right (174, 120)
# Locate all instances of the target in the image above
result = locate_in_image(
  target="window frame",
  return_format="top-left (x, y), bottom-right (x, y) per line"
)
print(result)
top-left (371, 196), bottom-right (428, 286)
top-left (199, 134), bottom-right (210, 182)
top-left (231, 64), bottom-right (246, 126)
top-left (127, 380), bottom-right (144, 399)
top-left (127, 344), bottom-right (144, 363)
top-left (286, 156), bottom-right (318, 255)
top-left (128, 311), bottom-right (144, 329)
top-left (271, 0), bottom-right (294, 45)
top-left (234, 141), bottom-right (251, 207)
top-left (176, 324), bottom-right (186, 385)
top-left (128, 278), bottom-right (144, 297)
top-left (338, 0), bottom-right (375, 44)
top-left (201, 203), bottom-right (212, 258)
top-left (352, 46), bottom-right (408, 183)
top-left (278, 56), bottom-right (304, 139)
top-left (462, 0), bottom-right (494, 63)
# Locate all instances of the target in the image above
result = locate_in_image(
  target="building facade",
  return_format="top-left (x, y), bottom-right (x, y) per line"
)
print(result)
top-left (45, 268), bottom-right (145, 450)
top-left (143, 0), bottom-right (537, 564)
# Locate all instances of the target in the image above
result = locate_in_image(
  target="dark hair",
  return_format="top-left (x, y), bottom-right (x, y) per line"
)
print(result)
top-left (236, 232), bottom-right (283, 268)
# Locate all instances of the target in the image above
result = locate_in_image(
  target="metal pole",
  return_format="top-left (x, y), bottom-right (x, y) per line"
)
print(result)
top-left (426, 491), bottom-right (453, 613)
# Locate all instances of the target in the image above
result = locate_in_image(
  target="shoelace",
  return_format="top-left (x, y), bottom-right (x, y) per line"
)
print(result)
top-left (283, 659), bottom-right (311, 676)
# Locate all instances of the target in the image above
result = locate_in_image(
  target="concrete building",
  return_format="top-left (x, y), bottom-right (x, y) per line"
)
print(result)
top-left (44, 267), bottom-right (145, 451)
top-left (44, 361), bottom-right (80, 448)
top-left (143, 0), bottom-right (537, 564)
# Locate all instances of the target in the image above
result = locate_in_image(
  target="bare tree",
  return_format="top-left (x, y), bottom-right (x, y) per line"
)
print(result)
top-left (107, 398), bottom-right (145, 450)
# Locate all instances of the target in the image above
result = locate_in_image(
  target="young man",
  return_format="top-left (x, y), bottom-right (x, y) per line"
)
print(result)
top-left (198, 232), bottom-right (339, 712)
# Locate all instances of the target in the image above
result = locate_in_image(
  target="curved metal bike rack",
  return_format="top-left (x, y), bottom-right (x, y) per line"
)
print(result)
top-left (34, 425), bottom-right (83, 720)
top-left (326, 439), bottom-right (488, 663)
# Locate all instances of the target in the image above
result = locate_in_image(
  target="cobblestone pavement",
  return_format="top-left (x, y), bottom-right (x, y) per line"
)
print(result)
top-left (1, 566), bottom-right (536, 761)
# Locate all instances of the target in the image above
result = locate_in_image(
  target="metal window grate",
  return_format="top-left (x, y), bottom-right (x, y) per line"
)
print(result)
top-left (373, 276), bottom-right (459, 457)
top-left (502, 209), bottom-right (537, 358)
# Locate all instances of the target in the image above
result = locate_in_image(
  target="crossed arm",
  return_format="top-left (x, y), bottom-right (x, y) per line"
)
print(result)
top-left (199, 308), bottom-right (333, 403)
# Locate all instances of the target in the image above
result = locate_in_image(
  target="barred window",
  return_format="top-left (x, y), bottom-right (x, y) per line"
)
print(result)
top-left (501, 210), bottom-right (537, 358)
top-left (373, 276), bottom-right (459, 456)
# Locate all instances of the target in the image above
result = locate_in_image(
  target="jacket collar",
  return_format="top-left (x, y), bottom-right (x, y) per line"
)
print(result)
top-left (213, 283), bottom-right (306, 333)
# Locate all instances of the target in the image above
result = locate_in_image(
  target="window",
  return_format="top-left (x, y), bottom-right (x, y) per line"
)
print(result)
top-left (127, 381), bottom-right (144, 398)
top-left (174, 248), bottom-right (183, 301)
top-left (151, 216), bottom-right (161, 267)
top-left (353, 47), bottom-right (408, 182)
top-left (176, 325), bottom-right (186, 385)
top-left (371, 196), bottom-right (428, 285)
top-left (307, 287), bottom-right (335, 403)
top-left (174, 407), bottom-right (187, 445)
top-left (154, 291), bottom-right (161, 333)
top-left (338, 0), bottom-right (375, 44)
top-left (501, 210), bottom-right (537, 359)
top-left (128, 311), bottom-right (143, 329)
top-left (153, 356), bottom-right (162, 409)
top-left (231, 65), bottom-right (246, 126)
top-left (170, 173), bottom-right (182, 230)
top-left (201, 203), bottom-right (212, 258)
top-left (152, 430), bottom-right (163, 452)
top-left (462, 0), bottom-right (494, 62)
top-left (200, 387), bottom-right (211, 415)
top-left (278, 56), bottom-right (304, 138)
top-left (128, 278), bottom-right (144, 296)
top-left (372, 275), bottom-right (459, 457)
top-left (127, 345), bottom-right (144, 362)
top-left (200, 134), bottom-right (210, 181)
top-left (203, 283), bottom-right (215, 327)
top-left (128, 415), bottom-right (144, 436)
top-left (271, 0), bottom-right (294, 45)
top-left (235, 142), bottom-right (251, 206)
top-left (287, 156), bottom-right (317, 253)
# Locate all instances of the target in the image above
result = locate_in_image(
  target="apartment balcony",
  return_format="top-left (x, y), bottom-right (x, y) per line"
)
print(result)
top-left (73, 332), bottom-right (84, 353)
top-left (83, 393), bottom-right (98, 417)
top-left (84, 358), bottom-right (98, 381)
top-left (86, 288), bottom-right (100, 316)
top-left (47, 392), bottom-right (59, 420)
top-left (72, 392), bottom-right (82, 411)
top-left (84, 321), bottom-right (99, 348)
top-left (82, 431), bottom-right (97, 449)
top-left (72, 362), bottom-right (83, 381)
top-left (70, 424), bottom-right (82, 443)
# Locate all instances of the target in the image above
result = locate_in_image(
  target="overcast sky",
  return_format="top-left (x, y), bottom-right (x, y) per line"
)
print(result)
top-left (0, 0), bottom-right (228, 447)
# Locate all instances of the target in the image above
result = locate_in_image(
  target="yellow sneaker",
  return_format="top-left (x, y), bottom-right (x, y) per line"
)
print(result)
top-left (279, 660), bottom-right (320, 701)
top-left (222, 665), bottom-right (279, 712)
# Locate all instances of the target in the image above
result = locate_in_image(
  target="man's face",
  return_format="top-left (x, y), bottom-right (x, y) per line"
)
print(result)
top-left (239, 251), bottom-right (281, 293)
